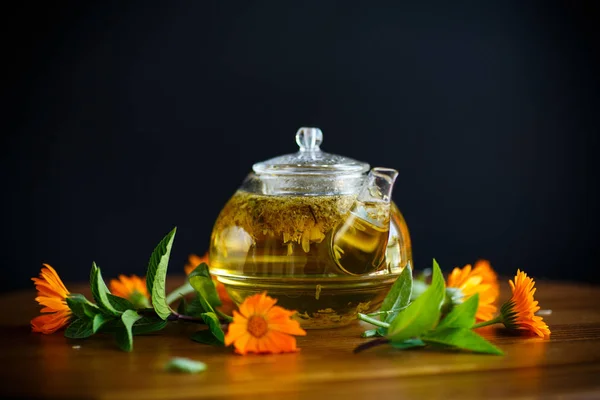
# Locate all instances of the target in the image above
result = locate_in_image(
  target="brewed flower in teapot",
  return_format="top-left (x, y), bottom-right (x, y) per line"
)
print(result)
top-left (209, 127), bottom-right (412, 328)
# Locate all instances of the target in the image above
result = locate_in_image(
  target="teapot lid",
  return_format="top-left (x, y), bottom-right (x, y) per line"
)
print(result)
top-left (252, 127), bottom-right (370, 175)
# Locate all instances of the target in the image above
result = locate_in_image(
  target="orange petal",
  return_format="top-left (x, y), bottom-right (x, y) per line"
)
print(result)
top-left (239, 293), bottom-right (263, 317)
top-left (109, 280), bottom-right (127, 297)
top-left (224, 322), bottom-right (249, 345)
top-left (267, 330), bottom-right (298, 353)
top-left (473, 260), bottom-right (498, 285)
top-left (35, 296), bottom-right (68, 311)
top-left (185, 253), bottom-right (209, 275)
top-left (232, 332), bottom-right (252, 355)
top-left (39, 265), bottom-right (69, 298)
top-left (261, 332), bottom-right (284, 353)
top-left (268, 320), bottom-right (306, 336)
top-left (255, 336), bottom-right (271, 353)
top-left (475, 303), bottom-right (497, 322)
top-left (32, 280), bottom-right (63, 298)
top-left (255, 293), bottom-right (278, 314)
top-left (266, 305), bottom-right (296, 320)
top-left (231, 310), bottom-right (248, 324)
top-left (244, 336), bottom-right (260, 353)
top-left (31, 311), bottom-right (70, 334)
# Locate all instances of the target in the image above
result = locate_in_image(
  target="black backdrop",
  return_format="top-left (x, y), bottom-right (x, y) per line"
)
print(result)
top-left (3, 1), bottom-right (599, 293)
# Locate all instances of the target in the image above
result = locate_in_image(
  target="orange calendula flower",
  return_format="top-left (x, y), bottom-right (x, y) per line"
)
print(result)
top-left (185, 252), bottom-right (210, 275)
top-left (472, 259), bottom-right (500, 298)
top-left (31, 264), bottom-right (72, 334)
top-left (446, 259), bottom-right (499, 321)
top-left (185, 253), bottom-right (235, 315)
top-left (109, 275), bottom-right (150, 308)
top-left (225, 292), bottom-right (306, 355)
top-left (500, 270), bottom-right (551, 338)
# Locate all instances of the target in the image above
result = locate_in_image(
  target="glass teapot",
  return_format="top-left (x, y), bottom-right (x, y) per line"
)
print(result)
top-left (209, 127), bottom-right (412, 328)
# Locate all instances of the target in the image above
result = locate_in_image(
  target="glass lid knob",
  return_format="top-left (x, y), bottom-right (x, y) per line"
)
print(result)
top-left (296, 127), bottom-right (323, 152)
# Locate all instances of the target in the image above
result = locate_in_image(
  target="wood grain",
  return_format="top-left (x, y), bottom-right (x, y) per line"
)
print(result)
top-left (1, 276), bottom-right (599, 399)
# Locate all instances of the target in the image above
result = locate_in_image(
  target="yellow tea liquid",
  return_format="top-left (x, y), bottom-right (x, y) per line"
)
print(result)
top-left (209, 191), bottom-right (411, 328)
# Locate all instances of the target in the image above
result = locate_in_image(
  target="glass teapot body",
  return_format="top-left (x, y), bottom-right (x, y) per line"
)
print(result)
top-left (208, 128), bottom-right (412, 328)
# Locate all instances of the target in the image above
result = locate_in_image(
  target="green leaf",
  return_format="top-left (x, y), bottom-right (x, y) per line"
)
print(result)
top-left (66, 294), bottom-right (101, 319)
top-left (200, 312), bottom-right (225, 344)
top-left (387, 259), bottom-right (445, 342)
top-left (191, 329), bottom-right (225, 346)
top-left (65, 318), bottom-right (94, 339)
top-left (422, 327), bottom-right (504, 355)
top-left (437, 293), bottom-right (479, 330)
top-left (92, 313), bottom-right (113, 333)
top-left (115, 310), bottom-right (142, 352)
top-left (177, 296), bottom-right (187, 315)
top-left (131, 316), bottom-right (168, 336)
top-left (188, 263), bottom-right (222, 308)
top-left (164, 357), bottom-right (207, 374)
top-left (185, 295), bottom-right (209, 317)
top-left (145, 227), bottom-right (177, 320)
top-left (106, 294), bottom-right (136, 312)
top-left (380, 266), bottom-right (413, 323)
top-left (90, 262), bottom-right (120, 316)
top-left (390, 338), bottom-right (426, 350)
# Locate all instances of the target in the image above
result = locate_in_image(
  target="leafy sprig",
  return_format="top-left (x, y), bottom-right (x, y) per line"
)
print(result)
top-left (355, 259), bottom-right (503, 355)
top-left (62, 227), bottom-right (229, 351)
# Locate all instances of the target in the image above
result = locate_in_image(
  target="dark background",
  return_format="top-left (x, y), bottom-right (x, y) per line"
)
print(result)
top-left (3, 1), bottom-right (599, 293)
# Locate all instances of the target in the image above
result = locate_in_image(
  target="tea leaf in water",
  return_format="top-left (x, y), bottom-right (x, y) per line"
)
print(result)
top-left (213, 192), bottom-right (354, 256)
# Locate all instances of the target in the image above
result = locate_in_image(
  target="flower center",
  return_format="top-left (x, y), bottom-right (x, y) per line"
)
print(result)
top-left (247, 315), bottom-right (268, 338)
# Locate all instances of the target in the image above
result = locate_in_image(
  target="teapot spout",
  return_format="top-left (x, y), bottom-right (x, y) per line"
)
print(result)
top-left (358, 167), bottom-right (399, 205)
top-left (330, 168), bottom-right (398, 275)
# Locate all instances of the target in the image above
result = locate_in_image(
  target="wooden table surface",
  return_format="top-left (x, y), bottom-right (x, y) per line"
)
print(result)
top-left (1, 276), bottom-right (600, 399)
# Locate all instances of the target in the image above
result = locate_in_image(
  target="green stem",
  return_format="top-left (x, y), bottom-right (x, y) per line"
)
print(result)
top-left (353, 338), bottom-right (390, 354)
top-left (167, 312), bottom-right (206, 324)
top-left (165, 282), bottom-right (234, 322)
top-left (472, 315), bottom-right (503, 329)
top-left (216, 309), bottom-right (233, 322)
top-left (361, 329), bottom-right (380, 338)
top-left (358, 313), bottom-right (391, 329)
top-left (367, 309), bottom-right (405, 317)
top-left (165, 282), bottom-right (195, 305)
